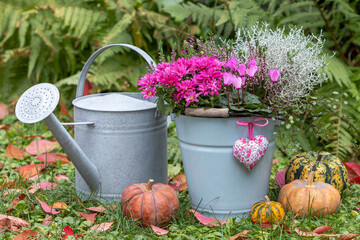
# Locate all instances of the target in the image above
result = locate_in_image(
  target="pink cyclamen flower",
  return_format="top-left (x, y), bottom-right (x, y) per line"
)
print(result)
top-left (237, 64), bottom-right (246, 77)
top-left (247, 59), bottom-right (256, 67)
top-left (225, 58), bottom-right (238, 71)
top-left (269, 69), bottom-right (280, 83)
top-left (246, 65), bottom-right (258, 78)
top-left (223, 72), bottom-right (237, 86)
top-left (232, 77), bottom-right (245, 90)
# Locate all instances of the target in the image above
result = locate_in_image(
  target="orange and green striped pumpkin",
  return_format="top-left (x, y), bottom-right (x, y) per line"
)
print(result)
top-left (285, 151), bottom-right (349, 195)
top-left (250, 196), bottom-right (285, 223)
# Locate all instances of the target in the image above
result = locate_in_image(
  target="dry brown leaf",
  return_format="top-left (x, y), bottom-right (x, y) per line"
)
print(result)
top-left (0, 124), bottom-right (11, 130)
top-left (41, 215), bottom-right (53, 226)
top-left (2, 189), bottom-right (22, 196)
top-left (0, 214), bottom-right (30, 232)
top-left (52, 202), bottom-right (68, 209)
top-left (6, 194), bottom-right (26, 213)
top-left (12, 229), bottom-right (38, 240)
top-left (338, 233), bottom-right (360, 240)
top-left (228, 230), bottom-right (252, 240)
top-left (172, 173), bottom-right (188, 191)
top-left (5, 143), bottom-right (27, 160)
top-left (90, 222), bottom-right (113, 231)
top-left (15, 164), bottom-right (45, 179)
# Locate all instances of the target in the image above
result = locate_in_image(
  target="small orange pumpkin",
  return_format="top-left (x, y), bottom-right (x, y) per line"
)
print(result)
top-left (251, 196), bottom-right (285, 223)
top-left (121, 179), bottom-right (179, 226)
top-left (278, 171), bottom-right (341, 217)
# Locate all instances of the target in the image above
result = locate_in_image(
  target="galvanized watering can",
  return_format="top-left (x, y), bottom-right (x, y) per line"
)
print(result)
top-left (15, 44), bottom-right (168, 201)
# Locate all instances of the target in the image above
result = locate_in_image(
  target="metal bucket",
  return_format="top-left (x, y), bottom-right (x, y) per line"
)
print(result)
top-left (73, 44), bottom-right (168, 201)
top-left (175, 115), bottom-right (276, 220)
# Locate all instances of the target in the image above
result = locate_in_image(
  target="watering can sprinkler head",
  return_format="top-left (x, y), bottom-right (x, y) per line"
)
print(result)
top-left (15, 83), bottom-right (101, 192)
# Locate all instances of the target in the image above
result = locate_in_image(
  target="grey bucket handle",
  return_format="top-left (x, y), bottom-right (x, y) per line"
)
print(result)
top-left (76, 44), bottom-right (156, 98)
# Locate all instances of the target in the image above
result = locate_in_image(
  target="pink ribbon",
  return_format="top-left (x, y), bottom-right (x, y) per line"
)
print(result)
top-left (237, 118), bottom-right (269, 140)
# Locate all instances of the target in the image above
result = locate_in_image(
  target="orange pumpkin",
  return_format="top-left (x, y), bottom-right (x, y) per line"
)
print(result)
top-left (121, 179), bottom-right (179, 226)
top-left (278, 171), bottom-right (341, 217)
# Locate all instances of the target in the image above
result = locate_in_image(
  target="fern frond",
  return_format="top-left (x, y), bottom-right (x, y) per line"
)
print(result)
top-left (323, 57), bottom-right (353, 89)
top-left (0, 3), bottom-right (21, 46)
top-left (55, 72), bottom-right (81, 87)
top-left (101, 12), bottom-right (135, 45)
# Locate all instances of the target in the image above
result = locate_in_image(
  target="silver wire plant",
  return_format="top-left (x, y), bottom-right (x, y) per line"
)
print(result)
top-left (229, 22), bottom-right (330, 106)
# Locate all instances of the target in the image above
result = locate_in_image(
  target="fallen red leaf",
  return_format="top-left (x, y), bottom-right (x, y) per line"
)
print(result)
top-left (171, 173), bottom-right (188, 191)
top-left (272, 159), bottom-right (279, 164)
top-left (275, 168), bottom-right (287, 187)
top-left (0, 180), bottom-right (18, 190)
top-left (168, 182), bottom-right (180, 191)
top-left (41, 215), bottom-right (53, 226)
top-left (228, 230), bottom-right (252, 240)
top-left (83, 79), bottom-right (93, 96)
top-left (12, 229), bottom-right (38, 240)
top-left (35, 197), bottom-right (60, 214)
top-left (2, 189), bottom-right (22, 196)
top-left (25, 135), bottom-right (45, 139)
top-left (188, 209), bottom-right (228, 227)
top-left (60, 103), bottom-right (73, 121)
top-left (0, 102), bottom-right (9, 120)
top-left (0, 214), bottom-right (30, 232)
top-left (29, 182), bottom-right (57, 194)
top-left (52, 202), bottom-right (68, 209)
top-left (37, 153), bottom-right (70, 164)
top-left (15, 164), bottom-right (45, 179)
top-left (293, 217), bottom-right (340, 237)
top-left (5, 143), bottom-right (27, 160)
top-left (338, 233), bottom-right (360, 240)
top-left (6, 194), bottom-right (26, 213)
top-left (90, 222), bottom-right (113, 231)
top-left (343, 162), bottom-right (360, 180)
top-left (25, 140), bottom-right (57, 155)
top-left (62, 226), bottom-right (81, 239)
top-left (150, 225), bottom-right (169, 235)
top-left (77, 212), bottom-right (97, 223)
top-left (350, 176), bottom-right (360, 185)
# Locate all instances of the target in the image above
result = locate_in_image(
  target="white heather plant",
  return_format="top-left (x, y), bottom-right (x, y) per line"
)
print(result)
top-left (229, 22), bottom-right (329, 106)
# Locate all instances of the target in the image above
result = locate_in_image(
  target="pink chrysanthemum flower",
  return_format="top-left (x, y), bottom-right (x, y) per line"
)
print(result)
top-left (141, 86), bottom-right (156, 99)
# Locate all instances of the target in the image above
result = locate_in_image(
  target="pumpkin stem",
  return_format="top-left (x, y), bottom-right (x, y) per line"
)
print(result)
top-left (144, 179), bottom-right (154, 192)
top-left (305, 171), bottom-right (315, 187)
top-left (264, 195), bottom-right (271, 205)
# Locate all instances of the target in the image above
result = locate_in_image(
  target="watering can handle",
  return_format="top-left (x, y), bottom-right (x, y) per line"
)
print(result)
top-left (76, 44), bottom-right (156, 98)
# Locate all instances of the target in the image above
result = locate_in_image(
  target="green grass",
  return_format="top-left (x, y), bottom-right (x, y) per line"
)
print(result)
top-left (0, 113), bottom-right (360, 239)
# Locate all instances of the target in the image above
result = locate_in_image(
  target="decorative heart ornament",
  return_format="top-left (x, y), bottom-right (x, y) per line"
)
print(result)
top-left (233, 135), bottom-right (269, 171)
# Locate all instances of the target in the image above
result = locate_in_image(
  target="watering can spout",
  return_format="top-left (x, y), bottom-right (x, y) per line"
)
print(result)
top-left (15, 83), bottom-right (101, 192)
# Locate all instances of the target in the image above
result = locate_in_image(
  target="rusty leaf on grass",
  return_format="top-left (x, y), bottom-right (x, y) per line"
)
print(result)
top-left (52, 202), bottom-right (68, 209)
top-left (25, 140), bottom-right (57, 155)
top-left (90, 222), bottom-right (113, 231)
top-left (77, 199), bottom-right (116, 213)
top-left (188, 209), bottom-right (228, 227)
top-left (150, 225), bottom-right (169, 235)
top-left (228, 230), bottom-right (252, 240)
top-left (5, 143), bottom-right (27, 160)
top-left (42, 215), bottom-right (53, 226)
top-left (37, 153), bottom-right (70, 164)
top-left (170, 173), bottom-right (188, 191)
top-left (63, 226), bottom-right (82, 239)
top-left (0, 102), bottom-right (9, 120)
top-left (12, 229), bottom-right (38, 240)
top-left (77, 212), bottom-right (97, 223)
top-left (0, 214), bottom-right (30, 232)
top-left (338, 233), bottom-right (360, 240)
top-left (6, 194), bottom-right (26, 213)
top-left (35, 197), bottom-right (60, 214)
top-left (29, 182), bottom-right (57, 194)
top-left (15, 164), bottom-right (45, 179)
top-left (0, 180), bottom-right (17, 191)
top-left (275, 168), bottom-right (286, 188)
top-left (294, 222), bottom-right (340, 237)
top-left (272, 159), bottom-right (279, 164)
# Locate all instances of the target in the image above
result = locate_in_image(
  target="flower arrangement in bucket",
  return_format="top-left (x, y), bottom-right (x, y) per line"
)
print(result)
top-left (137, 23), bottom-right (330, 219)
top-left (138, 22), bottom-right (329, 118)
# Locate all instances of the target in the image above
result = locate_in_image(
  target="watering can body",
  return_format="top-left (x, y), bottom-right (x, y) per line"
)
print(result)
top-left (72, 93), bottom-right (167, 200)
top-left (15, 44), bottom-right (168, 201)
